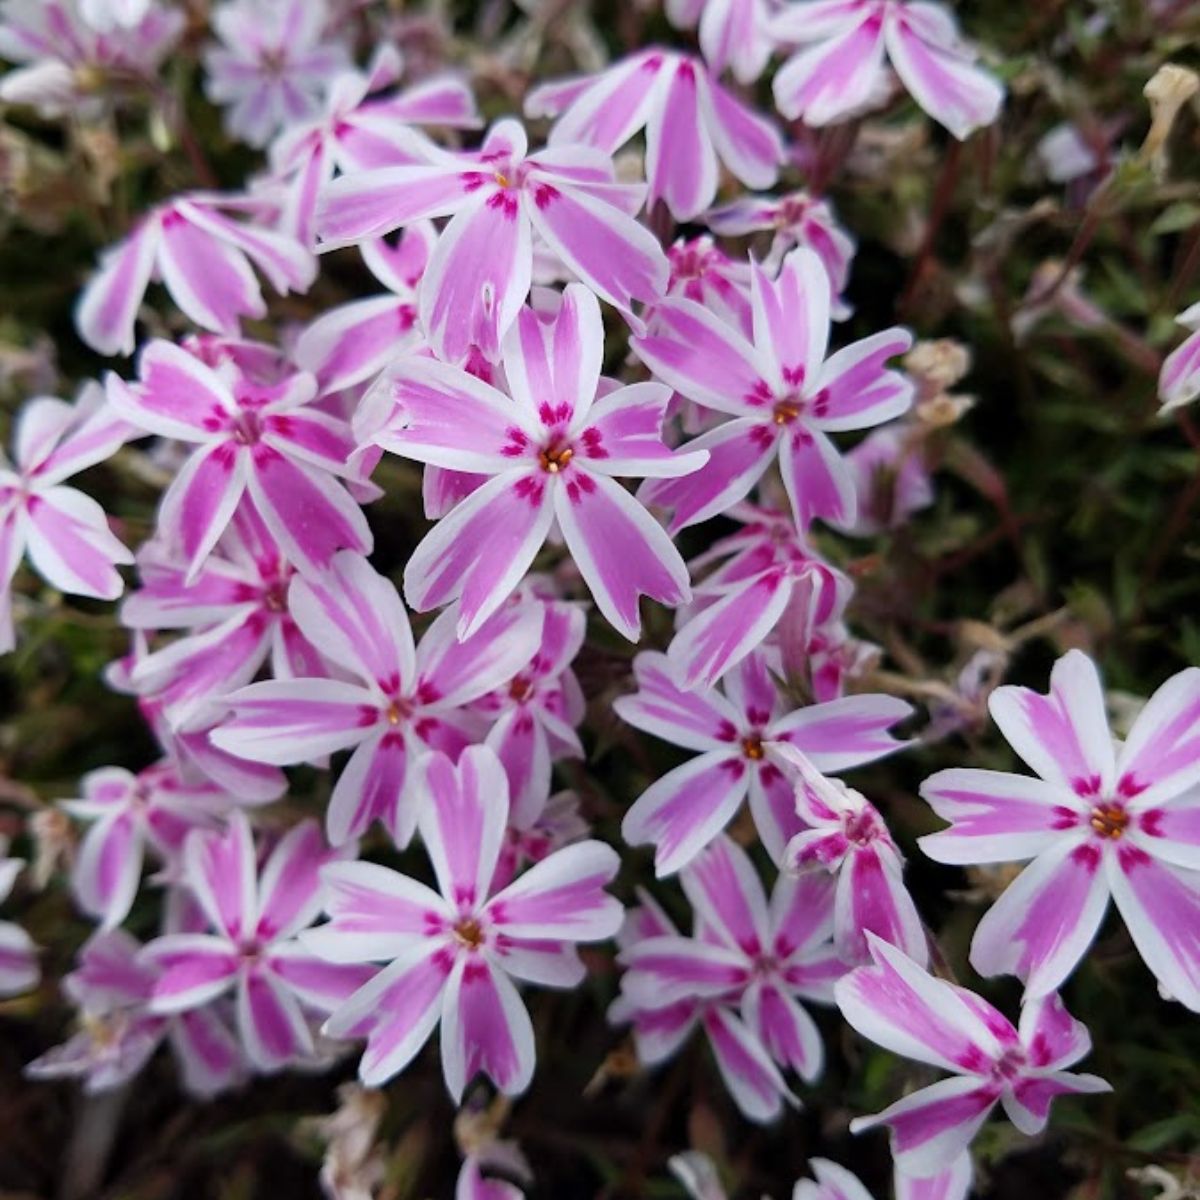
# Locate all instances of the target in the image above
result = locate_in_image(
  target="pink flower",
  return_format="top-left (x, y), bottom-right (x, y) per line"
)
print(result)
top-left (1158, 301), bottom-right (1200, 415)
top-left (836, 935), bottom-right (1110, 1177)
top-left (0, 840), bottom-right (37, 997)
top-left (360, 284), bottom-right (708, 640)
top-left (304, 745), bottom-right (623, 1096)
top-left (493, 789), bottom-right (590, 895)
top-left (203, 0), bottom-right (351, 148)
top-left (836, 424), bottom-right (934, 536)
top-left (269, 47), bottom-right (479, 247)
top-left (920, 650), bottom-right (1200, 1009)
top-left (294, 224), bottom-right (435, 396)
top-left (660, 236), bottom-right (753, 337)
top-left (770, 0), bottom-right (1004, 139)
top-left (318, 119), bottom-right (668, 363)
top-left (781, 746), bottom-right (927, 966)
top-left (633, 247), bottom-right (913, 533)
top-left (611, 889), bottom-right (794, 1123)
top-left (668, 500), bottom-right (852, 690)
top-left (706, 190), bottom-right (856, 318)
top-left (63, 760), bottom-right (238, 929)
top-left (616, 648), bottom-right (911, 872)
top-left (109, 341), bottom-right (370, 579)
top-left (665, 0), bottom-right (775, 84)
top-left (76, 193), bottom-right (316, 356)
top-left (0, 386), bottom-right (135, 652)
top-left (621, 835), bottom-right (849, 1084)
top-left (210, 551), bottom-right (541, 846)
top-left (526, 49), bottom-right (783, 221)
top-left (141, 812), bottom-right (372, 1072)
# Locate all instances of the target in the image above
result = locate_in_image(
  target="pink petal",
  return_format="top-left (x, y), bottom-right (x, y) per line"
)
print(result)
top-left (183, 812), bottom-right (257, 941)
top-left (327, 729), bottom-right (415, 846)
top-left (768, 693), bottom-right (912, 770)
top-left (893, 1156), bottom-right (973, 1200)
top-left (700, 70), bottom-right (783, 189)
top-left (702, 1005), bottom-right (794, 1123)
top-left (294, 295), bottom-right (419, 394)
top-left (836, 844), bottom-right (928, 966)
top-left (621, 936), bottom-right (750, 1007)
top-left (158, 443), bottom-right (247, 580)
top-left (75, 220), bottom-right (161, 356)
top-left (579, 382), bottom-right (708, 479)
top-left (645, 60), bottom-right (718, 221)
top-left (778, 424), bottom-right (856, 528)
top-left (772, 13), bottom-right (887, 126)
top-left (24, 486), bottom-right (131, 598)
top-left (1117, 666), bottom-right (1200, 806)
top-left (750, 249), bottom-right (830, 395)
top-left (743, 980), bottom-right (824, 1081)
top-left (255, 818), bottom-right (339, 941)
top-left (318, 163), bottom-right (469, 248)
top-left (71, 811), bottom-right (143, 929)
top-left (680, 835), bottom-right (770, 955)
top-left (236, 967), bottom-right (312, 1070)
top-left (158, 210), bottom-right (264, 334)
top-left (124, 340), bottom-right (237, 440)
top-left (264, 942), bottom-right (374, 1012)
top-left (534, 53), bottom-right (665, 153)
top-left (486, 707), bottom-right (552, 828)
top-left (144, 933), bottom-right (240, 1011)
top-left (814, 328), bottom-right (915, 432)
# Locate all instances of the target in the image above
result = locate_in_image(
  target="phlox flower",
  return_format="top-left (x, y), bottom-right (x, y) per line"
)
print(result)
top-left (26, 921), bottom-right (247, 1096)
top-left (493, 789), bottom-right (590, 895)
top-left (294, 224), bottom-right (435, 397)
top-left (669, 1149), bottom-right (973, 1200)
top-left (620, 835), bottom-right (849, 1086)
top-left (1158, 301), bottom-right (1200, 415)
top-left (76, 192), bottom-right (316, 357)
top-left (358, 284), bottom-right (708, 641)
top-left (109, 341), bottom-right (370, 579)
top-left (610, 889), bottom-right (794, 1123)
top-left (836, 424), bottom-right (934, 536)
top-left (770, 0), bottom-right (1004, 140)
top-left (0, 385), bottom-right (135, 653)
top-left (781, 746), bottom-right (927, 966)
top-left (203, 0), bottom-right (351, 149)
top-left (0, 839), bottom-right (37, 997)
top-left (304, 745), bottom-right (623, 1097)
top-left (318, 119), bottom-right (668, 364)
top-left (661, 236), bottom-right (753, 338)
top-left (269, 47), bottom-right (480, 247)
top-left (616, 648), bottom-right (911, 872)
top-left (633, 246), bottom-right (913, 533)
top-left (526, 49), bottom-right (783, 222)
top-left (706, 190), bottom-right (856, 317)
top-left (122, 507), bottom-right (326, 731)
top-left (0, 0), bottom-right (182, 116)
top-left (211, 551), bottom-right (541, 846)
top-left (665, 0), bottom-right (775, 85)
top-left (141, 812), bottom-right (372, 1072)
top-left (668, 500), bottom-right (852, 690)
top-left (920, 650), bottom-right (1200, 1009)
top-left (836, 935), bottom-right (1110, 1177)
top-left (63, 760), bottom-right (240, 930)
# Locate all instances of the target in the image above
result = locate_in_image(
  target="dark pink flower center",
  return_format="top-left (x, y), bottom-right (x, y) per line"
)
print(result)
top-left (538, 441), bottom-right (575, 474)
top-left (1089, 802), bottom-right (1129, 840)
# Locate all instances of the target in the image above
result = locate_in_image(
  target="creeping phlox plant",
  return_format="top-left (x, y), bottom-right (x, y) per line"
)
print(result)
top-left (1, 0), bottom-right (1199, 1196)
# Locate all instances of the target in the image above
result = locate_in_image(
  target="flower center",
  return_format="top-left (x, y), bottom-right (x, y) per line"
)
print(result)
top-left (772, 398), bottom-right (803, 425)
top-left (991, 1047), bottom-right (1026, 1082)
top-left (494, 172), bottom-right (510, 188)
top-left (509, 675), bottom-right (533, 702)
top-left (742, 734), bottom-right (765, 760)
top-left (1089, 803), bottom-right (1129, 839)
top-left (539, 444), bottom-right (574, 473)
top-left (232, 410), bottom-right (263, 445)
top-left (453, 918), bottom-right (485, 949)
top-left (384, 698), bottom-right (410, 726)
top-left (842, 809), bottom-right (878, 846)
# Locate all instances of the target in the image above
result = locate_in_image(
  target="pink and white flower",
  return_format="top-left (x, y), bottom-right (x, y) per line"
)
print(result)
top-left (109, 341), bottom-right (370, 579)
top-left (0, 838), bottom-right (37, 997)
top-left (616, 648), bottom-right (911, 871)
top-left (836, 424), bottom-right (934, 536)
top-left (770, 0), bottom-right (1004, 140)
top-left (781, 746), bottom-right (928, 966)
top-left (664, 0), bottom-right (776, 84)
top-left (319, 119), bottom-right (668, 363)
top-left (633, 247), bottom-right (913, 533)
top-left (141, 812), bottom-right (371, 1072)
top-left (920, 650), bottom-right (1200, 1009)
top-left (0, 385), bottom-right (135, 652)
top-left (210, 551), bottom-right (541, 846)
top-left (63, 760), bottom-right (238, 929)
top-left (526, 49), bottom-right (782, 222)
top-left (620, 835), bottom-right (849, 1083)
top-left (837, 935), bottom-right (1110, 1177)
top-left (76, 193), bottom-right (316, 357)
top-left (304, 745), bottom-right (623, 1097)
top-left (1158, 301), bottom-right (1200, 415)
top-left (659, 236), bottom-right (753, 338)
top-left (360, 284), bottom-right (708, 641)
top-left (203, 0), bottom-right (351, 149)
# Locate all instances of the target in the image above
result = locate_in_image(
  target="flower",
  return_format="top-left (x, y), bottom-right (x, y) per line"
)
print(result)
top-left (781, 746), bottom-right (927, 966)
top-left (620, 835), bottom-right (849, 1083)
top-left (770, 0), bottom-right (1004, 140)
top-left (0, 385), bottom-right (135, 652)
top-left (304, 745), bottom-right (623, 1096)
top-left (661, 236), bottom-right (753, 337)
top-left (109, 341), bottom-right (369, 579)
top-left (1158, 301), bottom-right (1200, 415)
top-left (664, 0), bottom-right (775, 84)
top-left (318, 119), bottom-right (669, 364)
top-left (210, 551), bottom-right (541, 846)
top-left (359, 284), bottom-right (708, 640)
top-left (616, 648), bottom-right (911, 872)
top-left (836, 424), bottom-right (934, 536)
top-left (920, 650), bottom-right (1200, 1008)
top-left (0, 838), bottom-right (37, 997)
top-left (633, 246), bottom-right (913, 533)
top-left (526, 49), bottom-right (782, 222)
top-left (62, 760), bottom-right (238, 929)
top-left (76, 193), bottom-right (316, 356)
top-left (141, 812), bottom-right (371, 1072)
top-left (203, 0), bottom-right (351, 149)
top-left (836, 935), bottom-right (1110, 1177)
